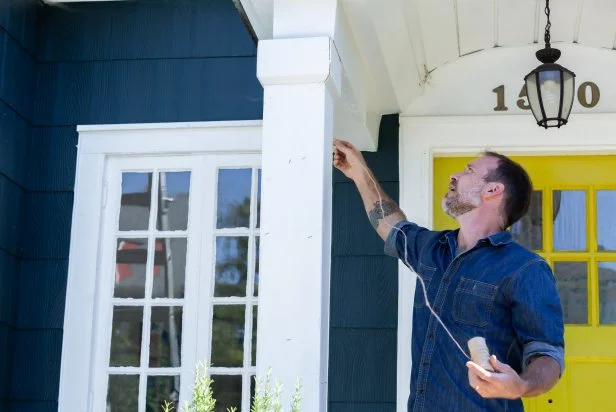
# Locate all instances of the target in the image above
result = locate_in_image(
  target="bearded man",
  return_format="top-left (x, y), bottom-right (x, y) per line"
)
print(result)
top-left (333, 139), bottom-right (565, 412)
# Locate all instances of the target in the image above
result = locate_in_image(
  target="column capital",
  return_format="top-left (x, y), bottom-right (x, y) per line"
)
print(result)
top-left (257, 37), bottom-right (342, 96)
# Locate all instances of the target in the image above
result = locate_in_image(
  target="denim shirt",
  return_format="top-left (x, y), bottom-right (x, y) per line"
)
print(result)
top-left (385, 221), bottom-right (565, 412)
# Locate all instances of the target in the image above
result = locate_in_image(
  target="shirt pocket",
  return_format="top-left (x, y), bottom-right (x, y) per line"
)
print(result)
top-left (414, 263), bottom-right (437, 309)
top-left (453, 277), bottom-right (498, 327)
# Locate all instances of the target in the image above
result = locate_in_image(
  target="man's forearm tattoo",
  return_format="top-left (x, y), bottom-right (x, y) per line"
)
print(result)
top-left (368, 200), bottom-right (399, 229)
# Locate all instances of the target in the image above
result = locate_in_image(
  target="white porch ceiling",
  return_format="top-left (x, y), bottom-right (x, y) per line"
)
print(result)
top-left (242, 0), bottom-right (616, 117)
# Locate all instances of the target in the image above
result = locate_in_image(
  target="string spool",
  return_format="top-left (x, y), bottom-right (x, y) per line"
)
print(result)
top-left (467, 337), bottom-right (494, 371)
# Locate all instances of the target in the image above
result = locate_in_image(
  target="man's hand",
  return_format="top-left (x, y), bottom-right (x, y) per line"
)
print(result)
top-left (467, 355), bottom-right (528, 400)
top-left (333, 139), bottom-right (369, 182)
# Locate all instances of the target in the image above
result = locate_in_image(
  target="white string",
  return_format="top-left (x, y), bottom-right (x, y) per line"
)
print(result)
top-left (355, 160), bottom-right (471, 360)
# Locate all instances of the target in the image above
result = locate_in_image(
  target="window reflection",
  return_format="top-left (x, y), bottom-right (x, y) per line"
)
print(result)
top-left (211, 375), bottom-right (242, 412)
top-left (115, 238), bottom-right (148, 298)
top-left (597, 190), bottom-right (616, 251)
top-left (217, 169), bottom-right (252, 229)
top-left (146, 375), bottom-right (180, 412)
top-left (107, 375), bottom-right (139, 412)
top-left (215, 237), bottom-right (248, 297)
top-left (211, 305), bottom-right (245, 367)
top-left (119, 172), bottom-right (152, 231)
top-left (110, 307), bottom-right (143, 367)
top-left (553, 261), bottom-right (588, 324)
top-left (553, 190), bottom-right (586, 251)
top-left (511, 191), bottom-right (542, 250)
top-left (599, 262), bottom-right (616, 324)
top-left (157, 171), bottom-right (191, 231)
top-left (150, 307), bottom-right (183, 367)
top-left (152, 238), bottom-right (187, 299)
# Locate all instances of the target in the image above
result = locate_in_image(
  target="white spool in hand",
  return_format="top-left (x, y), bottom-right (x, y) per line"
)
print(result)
top-left (467, 337), bottom-right (494, 371)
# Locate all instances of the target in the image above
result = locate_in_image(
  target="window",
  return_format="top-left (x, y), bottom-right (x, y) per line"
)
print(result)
top-left (59, 122), bottom-right (262, 412)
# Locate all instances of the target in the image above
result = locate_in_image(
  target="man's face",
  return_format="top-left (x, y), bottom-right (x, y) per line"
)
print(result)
top-left (442, 156), bottom-right (499, 218)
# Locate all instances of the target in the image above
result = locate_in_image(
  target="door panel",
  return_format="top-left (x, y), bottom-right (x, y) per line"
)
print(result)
top-left (433, 155), bottom-right (616, 412)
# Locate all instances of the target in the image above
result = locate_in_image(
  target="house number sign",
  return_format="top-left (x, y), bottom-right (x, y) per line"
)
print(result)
top-left (492, 82), bottom-right (600, 111)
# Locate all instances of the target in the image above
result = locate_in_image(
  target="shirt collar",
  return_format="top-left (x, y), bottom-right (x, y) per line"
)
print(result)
top-left (438, 229), bottom-right (512, 246)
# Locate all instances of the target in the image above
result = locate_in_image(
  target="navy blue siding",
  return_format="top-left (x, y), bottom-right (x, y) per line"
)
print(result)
top-left (0, 1), bottom-right (38, 410)
top-left (6, 0), bottom-right (262, 410)
top-left (329, 114), bottom-right (400, 410)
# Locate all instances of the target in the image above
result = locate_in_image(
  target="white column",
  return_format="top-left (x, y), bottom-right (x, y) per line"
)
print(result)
top-left (256, 36), bottom-right (340, 411)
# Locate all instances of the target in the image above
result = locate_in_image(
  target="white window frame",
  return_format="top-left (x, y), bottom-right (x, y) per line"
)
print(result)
top-left (58, 121), bottom-right (262, 412)
top-left (396, 113), bottom-right (616, 412)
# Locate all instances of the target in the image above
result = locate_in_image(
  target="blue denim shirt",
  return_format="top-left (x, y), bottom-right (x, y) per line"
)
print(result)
top-left (385, 221), bottom-right (565, 412)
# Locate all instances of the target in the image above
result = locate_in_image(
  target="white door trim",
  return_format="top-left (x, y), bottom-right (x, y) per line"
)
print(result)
top-left (396, 113), bottom-right (616, 412)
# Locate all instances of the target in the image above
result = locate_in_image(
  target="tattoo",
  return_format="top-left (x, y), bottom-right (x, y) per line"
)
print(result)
top-left (368, 200), bottom-right (399, 229)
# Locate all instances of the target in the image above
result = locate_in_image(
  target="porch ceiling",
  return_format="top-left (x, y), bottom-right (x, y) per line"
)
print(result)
top-left (242, 0), bottom-right (616, 116)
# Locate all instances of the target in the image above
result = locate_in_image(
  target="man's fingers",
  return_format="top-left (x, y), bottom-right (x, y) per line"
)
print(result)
top-left (489, 355), bottom-right (510, 373)
top-left (466, 361), bottom-right (493, 381)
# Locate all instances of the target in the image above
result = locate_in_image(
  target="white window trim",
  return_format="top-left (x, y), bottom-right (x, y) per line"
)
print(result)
top-left (59, 121), bottom-right (262, 412)
top-left (396, 113), bottom-right (616, 412)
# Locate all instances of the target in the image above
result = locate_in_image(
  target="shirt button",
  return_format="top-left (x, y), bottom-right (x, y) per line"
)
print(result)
top-left (418, 389), bottom-right (425, 395)
top-left (422, 361), bottom-right (429, 367)
top-left (428, 333), bottom-right (434, 339)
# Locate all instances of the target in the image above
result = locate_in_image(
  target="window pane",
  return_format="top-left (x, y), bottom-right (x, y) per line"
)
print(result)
top-left (110, 307), bottom-right (143, 367)
top-left (152, 238), bottom-right (187, 299)
top-left (119, 172), bottom-right (152, 231)
top-left (215, 237), bottom-right (248, 297)
top-left (599, 262), bottom-right (616, 324)
top-left (553, 190), bottom-right (586, 251)
top-left (511, 191), bottom-right (542, 250)
top-left (157, 171), bottom-right (191, 231)
top-left (212, 305), bottom-right (245, 367)
top-left (146, 375), bottom-right (180, 412)
top-left (257, 169), bottom-right (262, 228)
top-left (115, 238), bottom-right (148, 299)
top-left (217, 169), bottom-right (252, 229)
top-left (254, 237), bottom-right (259, 297)
top-left (553, 261), bottom-right (588, 324)
top-left (150, 307), bottom-right (183, 367)
top-left (211, 375), bottom-right (241, 412)
top-left (107, 375), bottom-right (139, 412)
top-left (597, 190), bottom-right (616, 251)
top-left (252, 306), bottom-right (258, 366)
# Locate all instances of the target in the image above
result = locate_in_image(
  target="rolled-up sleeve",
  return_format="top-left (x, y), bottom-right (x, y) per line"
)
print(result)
top-left (383, 221), bottom-right (434, 270)
top-left (507, 259), bottom-right (566, 376)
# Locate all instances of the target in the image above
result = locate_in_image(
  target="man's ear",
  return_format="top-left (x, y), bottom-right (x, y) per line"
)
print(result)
top-left (484, 182), bottom-right (505, 199)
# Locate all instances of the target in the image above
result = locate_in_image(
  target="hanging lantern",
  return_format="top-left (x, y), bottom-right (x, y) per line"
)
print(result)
top-left (524, 0), bottom-right (576, 128)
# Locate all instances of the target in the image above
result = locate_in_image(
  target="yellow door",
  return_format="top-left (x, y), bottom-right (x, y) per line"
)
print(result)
top-left (433, 155), bottom-right (616, 412)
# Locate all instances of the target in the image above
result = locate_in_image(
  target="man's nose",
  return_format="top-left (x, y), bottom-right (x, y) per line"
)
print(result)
top-left (450, 174), bottom-right (459, 182)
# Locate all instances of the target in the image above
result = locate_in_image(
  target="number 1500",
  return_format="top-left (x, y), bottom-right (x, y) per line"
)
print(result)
top-left (492, 82), bottom-right (600, 111)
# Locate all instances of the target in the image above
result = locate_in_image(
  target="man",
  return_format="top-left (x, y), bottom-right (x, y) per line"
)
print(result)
top-left (333, 139), bottom-right (564, 412)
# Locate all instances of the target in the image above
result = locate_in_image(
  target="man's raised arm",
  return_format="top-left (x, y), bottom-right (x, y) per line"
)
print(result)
top-left (333, 139), bottom-right (406, 241)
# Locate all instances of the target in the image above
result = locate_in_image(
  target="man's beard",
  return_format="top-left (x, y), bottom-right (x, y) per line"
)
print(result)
top-left (442, 185), bottom-right (482, 218)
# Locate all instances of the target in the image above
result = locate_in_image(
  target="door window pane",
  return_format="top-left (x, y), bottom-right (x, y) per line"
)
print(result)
top-left (252, 306), bottom-right (258, 366)
top-left (257, 169), bottom-right (262, 228)
top-left (119, 172), bottom-right (152, 231)
top-left (599, 262), bottom-right (616, 324)
top-left (211, 375), bottom-right (242, 412)
top-left (211, 305), bottom-right (245, 367)
top-left (553, 261), bottom-right (588, 324)
top-left (217, 169), bottom-right (252, 228)
top-left (553, 190), bottom-right (587, 251)
top-left (152, 238), bottom-right (187, 299)
top-left (254, 237), bottom-right (259, 297)
top-left (107, 375), bottom-right (139, 412)
top-left (115, 238), bottom-right (148, 298)
top-left (215, 237), bottom-right (248, 297)
top-left (511, 191), bottom-right (542, 250)
top-left (146, 376), bottom-right (180, 412)
top-left (597, 190), bottom-right (616, 251)
top-left (150, 307), bottom-right (183, 367)
top-left (110, 307), bottom-right (143, 367)
top-left (157, 171), bottom-right (191, 231)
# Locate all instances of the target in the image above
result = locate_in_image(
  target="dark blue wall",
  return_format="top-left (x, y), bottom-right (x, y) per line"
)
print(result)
top-left (0, 1), bottom-right (40, 411)
top-left (329, 114), bottom-right (400, 412)
top-left (7, 1), bottom-right (261, 411)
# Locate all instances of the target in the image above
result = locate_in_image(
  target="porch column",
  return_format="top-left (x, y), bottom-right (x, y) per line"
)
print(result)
top-left (256, 36), bottom-right (340, 411)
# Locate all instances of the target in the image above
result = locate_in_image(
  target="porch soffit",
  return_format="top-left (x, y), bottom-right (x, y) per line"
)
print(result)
top-left (241, 0), bottom-right (616, 116)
